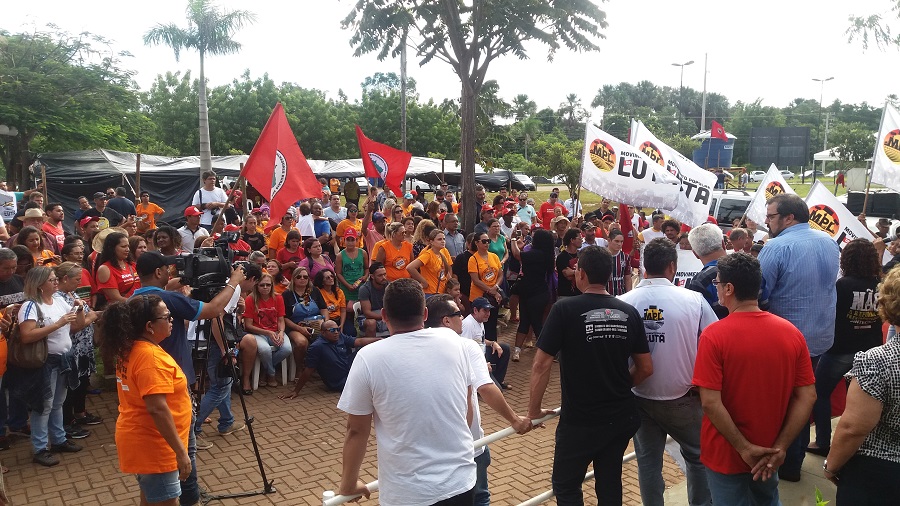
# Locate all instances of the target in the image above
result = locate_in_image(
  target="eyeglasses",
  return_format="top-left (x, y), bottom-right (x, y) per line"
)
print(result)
top-left (154, 313), bottom-right (173, 322)
top-left (322, 327), bottom-right (339, 333)
top-left (47, 277), bottom-right (59, 283)
top-left (479, 239), bottom-right (490, 244)
top-left (258, 283), bottom-right (273, 287)
top-left (393, 210), bottom-right (403, 214)
top-left (294, 274), bottom-right (309, 279)
top-left (765, 213), bottom-right (780, 220)
top-left (445, 310), bottom-right (463, 318)
top-left (711, 280), bottom-right (726, 286)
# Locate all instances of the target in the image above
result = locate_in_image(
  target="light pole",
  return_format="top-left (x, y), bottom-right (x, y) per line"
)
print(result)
top-left (812, 77), bottom-right (834, 184)
top-left (672, 60), bottom-right (694, 135)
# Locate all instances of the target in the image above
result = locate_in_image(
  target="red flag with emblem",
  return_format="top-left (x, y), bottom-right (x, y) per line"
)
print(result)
top-left (710, 120), bottom-right (728, 141)
top-left (618, 204), bottom-right (635, 255)
top-left (356, 125), bottom-right (412, 197)
top-left (240, 103), bottom-right (320, 222)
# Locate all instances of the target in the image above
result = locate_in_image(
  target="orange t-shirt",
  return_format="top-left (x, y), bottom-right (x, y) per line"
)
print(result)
top-left (267, 227), bottom-right (290, 259)
top-left (33, 249), bottom-right (57, 267)
top-left (335, 219), bottom-right (364, 249)
top-left (376, 240), bottom-right (413, 281)
top-left (320, 288), bottom-right (346, 321)
top-left (416, 247), bottom-right (452, 294)
top-left (136, 202), bottom-right (165, 231)
top-left (115, 341), bottom-right (192, 474)
top-left (468, 252), bottom-right (501, 300)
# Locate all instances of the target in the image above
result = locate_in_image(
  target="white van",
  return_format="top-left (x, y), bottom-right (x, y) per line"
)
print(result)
top-left (708, 189), bottom-right (754, 231)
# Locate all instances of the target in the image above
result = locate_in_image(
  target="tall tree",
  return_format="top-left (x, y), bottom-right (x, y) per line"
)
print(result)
top-left (512, 94), bottom-right (537, 122)
top-left (342, 0), bottom-right (607, 230)
top-left (144, 0), bottom-right (255, 174)
top-left (0, 27), bottom-right (138, 186)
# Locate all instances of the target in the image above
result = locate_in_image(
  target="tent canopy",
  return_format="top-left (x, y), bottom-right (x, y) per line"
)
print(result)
top-left (35, 149), bottom-right (526, 229)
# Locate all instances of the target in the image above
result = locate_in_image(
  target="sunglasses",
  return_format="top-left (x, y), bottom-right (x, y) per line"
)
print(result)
top-left (393, 210), bottom-right (403, 214)
top-left (445, 310), bottom-right (463, 318)
top-left (479, 239), bottom-right (490, 244)
top-left (294, 274), bottom-right (309, 279)
top-left (257, 283), bottom-right (273, 287)
top-left (323, 327), bottom-right (339, 333)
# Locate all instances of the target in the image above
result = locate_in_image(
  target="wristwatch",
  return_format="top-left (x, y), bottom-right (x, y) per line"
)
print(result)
top-left (823, 460), bottom-right (840, 478)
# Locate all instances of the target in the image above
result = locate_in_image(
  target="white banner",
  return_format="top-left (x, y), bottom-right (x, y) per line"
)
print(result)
top-left (673, 249), bottom-right (705, 287)
top-left (745, 163), bottom-right (795, 226)
top-left (871, 103), bottom-right (900, 192)
top-left (632, 121), bottom-right (717, 227)
top-left (0, 190), bottom-right (16, 222)
top-left (805, 181), bottom-right (874, 248)
top-left (581, 123), bottom-right (680, 211)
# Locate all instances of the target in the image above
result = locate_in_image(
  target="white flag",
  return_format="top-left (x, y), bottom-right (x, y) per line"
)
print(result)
top-left (581, 123), bottom-right (680, 210)
top-left (745, 163), bottom-right (796, 226)
top-left (805, 180), bottom-right (874, 248)
top-left (632, 121), bottom-right (718, 227)
top-left (871, 103), bottom-right (900, 192)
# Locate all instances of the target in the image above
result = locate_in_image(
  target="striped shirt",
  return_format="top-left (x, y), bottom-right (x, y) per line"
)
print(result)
top-left (607, 251), bottom-right (631, 296)
top-left (758, 223), bottom-right (840, 356)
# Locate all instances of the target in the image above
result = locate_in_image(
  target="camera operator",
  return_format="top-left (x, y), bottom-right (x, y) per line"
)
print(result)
top-left (130, 251), bottom-right (246, 506)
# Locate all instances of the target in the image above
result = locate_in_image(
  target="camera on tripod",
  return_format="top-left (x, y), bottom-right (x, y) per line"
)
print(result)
top-left (175, 231), bottom-right (247, 293)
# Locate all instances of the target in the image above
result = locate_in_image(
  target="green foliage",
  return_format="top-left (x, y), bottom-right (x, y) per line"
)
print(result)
top-left (815, 486), bottom-right (830, 506)
top-left (142, 71), bottom-right (200, 155)
top-left (847, 2), bottom-right (900, 50)
top-left (827, 121), bottom-right (875, 164)
top-left (530, 134), bottom-right (582, 197)
top-left (0, 26), bottom-right (140, 184)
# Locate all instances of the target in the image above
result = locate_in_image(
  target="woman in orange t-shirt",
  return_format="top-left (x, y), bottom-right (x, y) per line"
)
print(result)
top-left (374, 222), bottom-right (413, 281)
top-left (100, 295), bottom-right (192, 504)
top-left (407, 229), bottom-right (452, 295)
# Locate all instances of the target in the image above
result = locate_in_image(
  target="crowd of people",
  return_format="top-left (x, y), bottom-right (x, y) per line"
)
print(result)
top-left (0, 173), bottom-right (897, 506)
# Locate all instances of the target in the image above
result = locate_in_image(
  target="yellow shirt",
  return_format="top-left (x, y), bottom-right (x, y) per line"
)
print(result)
top-left (267, 227), bottom-right (290, 259)
top-left (467, 252), bottom-right (501, 300)
top-left (416, 247), bottom-right (452, 294)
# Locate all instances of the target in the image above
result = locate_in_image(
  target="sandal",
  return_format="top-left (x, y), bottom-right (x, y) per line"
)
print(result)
top-left (241, 389), bottom-right (253, 396)
top-left (267, 380), bottom-right (279, 387)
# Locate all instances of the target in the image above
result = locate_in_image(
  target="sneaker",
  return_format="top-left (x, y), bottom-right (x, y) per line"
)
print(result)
top-left (8, 426), bottom-right (30, 437)
top-left (218, 422), bottom-right (246, 436)
top-left (33, 449), bottom-right (60, 467)
top-left (73, 413), bottom-right (102, 426)
top-left (195, 433), bottom-right (214, 450)
top-left (64, 425), bottom-right (91, 439)
top-left (49, 440), bottom-right (83, 453)
top-left (512, 347), bottom-right (521, 362)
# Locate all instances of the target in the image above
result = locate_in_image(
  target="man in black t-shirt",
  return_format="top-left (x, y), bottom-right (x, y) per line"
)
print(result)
top-left (556, 229), bottom-right (582, 298)
top-left (528, 246), bottom-right (652, 505)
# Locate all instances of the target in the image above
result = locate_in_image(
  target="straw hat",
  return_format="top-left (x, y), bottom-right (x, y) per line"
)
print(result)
top-left (92, 227), bottom-right (128, 254)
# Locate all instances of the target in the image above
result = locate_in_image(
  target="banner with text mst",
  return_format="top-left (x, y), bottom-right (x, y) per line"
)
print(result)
top-left (632, 121), bottom-right (717, 227)
top-left (581, 123), bottom-right (680, 211)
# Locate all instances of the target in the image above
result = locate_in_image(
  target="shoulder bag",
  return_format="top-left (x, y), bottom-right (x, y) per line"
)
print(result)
top-left (8, 301), bottom-right (48, 369)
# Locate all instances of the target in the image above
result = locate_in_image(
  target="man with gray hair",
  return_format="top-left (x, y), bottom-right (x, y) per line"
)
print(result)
top-left (686, 223), bottom-right (728, 318)
top-left (759, 193), bottom-right (839, 482)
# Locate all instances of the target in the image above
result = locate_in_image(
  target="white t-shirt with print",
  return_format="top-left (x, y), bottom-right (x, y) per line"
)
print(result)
top-left (19, 297), bottom-right (73, 354)
top-left (192, 187), bottom-right (228, 226)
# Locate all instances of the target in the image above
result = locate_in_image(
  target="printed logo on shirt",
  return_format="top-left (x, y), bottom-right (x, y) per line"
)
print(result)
top-left (393, 257), bottom-right (406, 270)
top-left (483, 267), bottom-right (496, 282)
top-left (582, 308), bottom-right (630, 341)
top-left (848, 289), bottom-right (879, 326)
top-left (641, 305), bottom-right (667, 343)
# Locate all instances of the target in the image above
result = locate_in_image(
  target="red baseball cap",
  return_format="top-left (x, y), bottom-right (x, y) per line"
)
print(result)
top-left (480, 204), bottom-right (494, 214)
top-left (184, 206), bottom-right (203, 217)
top-left (79, 216), bottom-right (100, 228)
top-left (224, 224), bottom-right (241, 232)
top-left (343, 227), bottom-right (359, 239)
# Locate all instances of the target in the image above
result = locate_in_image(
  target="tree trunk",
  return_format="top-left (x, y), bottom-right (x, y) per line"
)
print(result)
top-left (198, 51), bottom-right (212, 175)
top-left (459, 80), bottom-right (477, 232)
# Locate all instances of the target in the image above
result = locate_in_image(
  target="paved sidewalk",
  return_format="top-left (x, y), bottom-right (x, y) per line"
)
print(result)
top-left (1, 324), bottom-right (687, 505)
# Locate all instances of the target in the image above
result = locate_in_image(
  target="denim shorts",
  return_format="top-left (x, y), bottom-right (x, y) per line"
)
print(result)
top-left (135, 470), bottom-right (181, 502)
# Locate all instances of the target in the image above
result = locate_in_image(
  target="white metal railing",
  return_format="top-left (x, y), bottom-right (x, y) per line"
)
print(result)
top-left (322, 408), bottom-right (562, 506)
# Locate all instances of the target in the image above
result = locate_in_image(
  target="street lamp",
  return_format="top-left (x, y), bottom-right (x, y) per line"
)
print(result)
top-left (812, 77), bottom-right (834, 184)
top-left (672, 60), bottom-right (694, 135)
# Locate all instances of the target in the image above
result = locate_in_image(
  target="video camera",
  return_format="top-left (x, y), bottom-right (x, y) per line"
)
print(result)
top-left (176, 231), bottom-right (247, 290)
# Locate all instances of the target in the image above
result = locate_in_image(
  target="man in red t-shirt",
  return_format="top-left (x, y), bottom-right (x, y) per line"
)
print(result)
top-left (692, 253), bottom-right (816, 503)
top-left (538, 192), bottom-right (567, 229)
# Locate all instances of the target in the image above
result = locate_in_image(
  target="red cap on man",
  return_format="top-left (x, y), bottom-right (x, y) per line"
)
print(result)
top-left (184, 206), bottom-right (202, 217)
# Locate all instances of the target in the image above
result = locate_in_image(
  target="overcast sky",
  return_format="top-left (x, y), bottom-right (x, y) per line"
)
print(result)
top-left (5, 0), bottom-right (899, 125)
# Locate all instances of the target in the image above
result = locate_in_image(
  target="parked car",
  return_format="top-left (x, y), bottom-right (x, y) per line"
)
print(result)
top-left (514, 173), bottom-right (537, 191)
top-left (749, 171), bottom-right (767, 182)
top-left (780, 170), bottom-right (795, 180)
top-left (708, 189), bottom-right (754, 232)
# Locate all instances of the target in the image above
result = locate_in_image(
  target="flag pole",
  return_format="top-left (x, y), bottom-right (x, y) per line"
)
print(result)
top-left (861, 103), bottom-right (888, 215)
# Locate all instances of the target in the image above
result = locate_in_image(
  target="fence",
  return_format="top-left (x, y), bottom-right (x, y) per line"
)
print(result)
top-left (320, 409), bottom-right (672, 506)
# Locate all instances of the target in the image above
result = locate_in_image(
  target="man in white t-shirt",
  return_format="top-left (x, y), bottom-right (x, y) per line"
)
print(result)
top-left (425, 294), bottom-right (532, 506)
top-left (617, 238), bottom-right (717, 506)
top-left (461, 297), bottom-right (511, 389)
top-left (337, 279), bottom-right (480, 504)
top-left (192, 170), bottom-right (228, 231)
top-left (178, 206), bottom-right (210, 252)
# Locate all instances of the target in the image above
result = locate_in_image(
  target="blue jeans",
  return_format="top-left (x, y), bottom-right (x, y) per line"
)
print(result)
top-left (194, 341), bottom-right (234, 434)
top-left (474, 447), bottom-right (490, 506)
top-left (179, 413), bottom-right (199, 506)
top-left (253, 334), bottom-right (292, 377)
top-left (705, 468), bottom-right (780, 506)
top-left (812, 352), bottom-right (855, 447)
top-left (634, 394), bottom-right (710, 506)
top-left (783, 354), bottom-right (819, 474)
top-left (136, 470), bottom-right (181, 503)
top-left (31, 354), bottom-right (69, 452)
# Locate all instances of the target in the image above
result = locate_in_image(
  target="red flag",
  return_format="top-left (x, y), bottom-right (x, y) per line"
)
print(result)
top-left (355, 125), bottom-right (412, 197)
top-left (618, 204), bottom-right (635, 255)
top-left (240, 103), bottom-right (320, 222)
top-left (710, 120), bottom-right (728, 141)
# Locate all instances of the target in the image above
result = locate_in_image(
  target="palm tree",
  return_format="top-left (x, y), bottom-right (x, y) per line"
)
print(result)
top-left (144, 0), bottom-right (255, 173)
